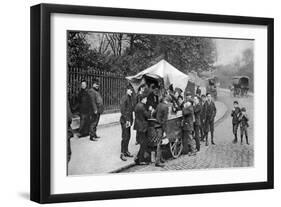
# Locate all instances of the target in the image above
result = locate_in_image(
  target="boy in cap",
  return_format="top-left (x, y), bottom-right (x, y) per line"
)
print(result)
top-left (119, 85), bottom-right (134, 161)
top-left (231, 100), bottom-right (241, 143)
top-left (134, 91), bottom-right (153, 164)
top-left (239, 107), bottom-right (250, 145)
top-left (182, 98), bottom-right (197, 156)
top-left (154, 96), bottom-right (169, 167)
top-left (203, 93), bottom-right (216, 146)
top-left (193, 96), bottom-right (201, 151)
top-left (200, 94), bottom-right (207, 141)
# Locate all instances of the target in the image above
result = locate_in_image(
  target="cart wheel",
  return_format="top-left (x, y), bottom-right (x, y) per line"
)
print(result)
top-left (169, 138), bottom-right (183, 158)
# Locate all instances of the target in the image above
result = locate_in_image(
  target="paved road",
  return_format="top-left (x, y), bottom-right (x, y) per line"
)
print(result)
top-left (121, 90), bottom-right (254, 173)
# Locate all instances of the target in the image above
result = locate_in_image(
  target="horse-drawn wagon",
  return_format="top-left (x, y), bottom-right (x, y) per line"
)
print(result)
top-left (206, 77), bottom-right (218, 100)
top-left (231, 76), bottom-right (250, 97)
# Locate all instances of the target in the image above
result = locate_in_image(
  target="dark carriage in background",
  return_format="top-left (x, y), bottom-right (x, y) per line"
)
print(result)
top-left (232, 76), bottom-right (250, 97)
top-left (206, 77), bottom-right (218, 100)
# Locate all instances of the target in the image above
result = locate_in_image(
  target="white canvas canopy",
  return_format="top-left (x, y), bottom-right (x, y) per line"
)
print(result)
top-left (126, 59), bottom-right (190, 92)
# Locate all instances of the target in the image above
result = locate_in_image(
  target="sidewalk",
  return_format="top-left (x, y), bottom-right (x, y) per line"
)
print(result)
top-left (71, 112), bottom-right (121, 130)
top-left (68, 100), bottom-right (228, 175)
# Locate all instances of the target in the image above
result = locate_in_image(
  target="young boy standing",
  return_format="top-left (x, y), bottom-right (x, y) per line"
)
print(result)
top-left (239, 107), bottom-right (250, 145)
top-left (231, 101), bottom-right (241, 143)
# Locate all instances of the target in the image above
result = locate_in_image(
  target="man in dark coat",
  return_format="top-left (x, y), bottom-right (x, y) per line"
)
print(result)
top-left (231, 100), bottom-right (241, 143)
top-left (203, 93), bottom-right (217, 146)
top-left (135, 84), bottom-right (147, 145)
top-left (200, 94), bottom-right (207, 141)
top-left (154, 96), bottom-right (169, 167)
top-left (182, 98), bottom-right (196, 156)
top-left (146, 85), bottom-right (159, 111)
top-left (77, 80), bottom-right (91, 137)
top-left (88, 79), bottom-right (104, 141)
top-left (120, 85), bottom-right (134, 161)
top-left (134, 92), bottom-right (152, 164)
top-left (193, 96), bottom-right (201, 151)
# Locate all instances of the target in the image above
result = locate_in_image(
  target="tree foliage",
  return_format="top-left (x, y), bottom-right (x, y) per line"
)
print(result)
top-left (67, 31), bottom-right (217, 75)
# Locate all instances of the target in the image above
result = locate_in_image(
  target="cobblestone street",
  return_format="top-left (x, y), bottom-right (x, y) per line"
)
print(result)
top-left (121, 90), bottom-right (254, 173)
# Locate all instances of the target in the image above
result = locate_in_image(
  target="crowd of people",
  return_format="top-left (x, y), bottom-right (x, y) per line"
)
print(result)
top-left (119, 83), bottom-right (217, 168)
top-left (67, 78), bottom-right (249, 167)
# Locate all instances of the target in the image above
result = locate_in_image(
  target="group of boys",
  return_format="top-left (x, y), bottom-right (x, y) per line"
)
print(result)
top-left (231, 101), bottom-right (250, 145)
top-left (72, 80), bottom-right (250, 168)
top-left (119, 84), bottom-right (218, 167)
top-left (180, 92), bottom-right (217, 157)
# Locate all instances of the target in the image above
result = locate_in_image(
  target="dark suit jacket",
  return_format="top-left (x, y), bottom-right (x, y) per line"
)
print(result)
top-left (120, 94), bottom-right (134, 124)
top-left (77, 89), bottom-right (91, 114)
top-left (134, 102), bottom-right (151, 132)
top-left (88, 88), bottom-right (104, 114)
top-left (203, 101), bottom-right (216, 121)
top-left (200, 101), bottom-right (206, 122)
top-left (193, 103), bottom-right (201, 126)
top-left (182, 105), bottom-right (194, 131)
top-left (146, 92), bottom-right (159, 110)
top-left (156, 102), bottom-right (169, 131)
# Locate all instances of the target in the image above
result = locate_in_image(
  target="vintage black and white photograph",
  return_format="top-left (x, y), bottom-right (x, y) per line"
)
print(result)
top-left (66, 31), bottom-right (254, 176)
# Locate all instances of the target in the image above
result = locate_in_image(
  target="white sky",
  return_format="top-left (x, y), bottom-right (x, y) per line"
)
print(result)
top-left (214, 39), bottom-right (254, 66)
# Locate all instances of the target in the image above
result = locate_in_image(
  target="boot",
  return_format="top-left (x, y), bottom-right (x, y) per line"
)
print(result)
top-left (211, 132), bottom-right (215, 145)
top-left (155, 162), bottom-right (165, 167)
top-left (232, 134), bottom-right (238, 143)
top-left (240, 135), bottom-right (243, 145)
top-left (94, 133), bottom-right (101, 139)
top-left (124, 151), bottom-right (133, 157)
top-left (200, 132), bottom-right (205, 142)
top-left (205, 136), bottom-right (209, 146)
top-left (120, 153), bottom-right (127, 161)
top-left (246, 136), bottom-right (250, 145)
top-left (90, 136), bottom-right (98, 141)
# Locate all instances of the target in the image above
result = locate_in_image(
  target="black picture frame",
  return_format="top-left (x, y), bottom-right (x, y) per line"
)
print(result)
top-left (30, 3), bottom-right (274, 204)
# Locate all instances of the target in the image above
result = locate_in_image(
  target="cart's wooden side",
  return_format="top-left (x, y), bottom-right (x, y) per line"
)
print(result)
top-left (165, 116), bottom-right (183, 158)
